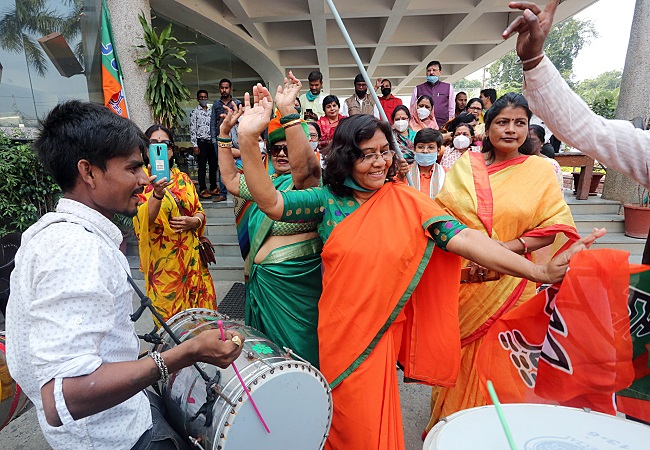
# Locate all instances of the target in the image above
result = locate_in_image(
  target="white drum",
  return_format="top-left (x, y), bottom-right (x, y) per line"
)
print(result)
top-left (424, 404), bottom-right (650, 450)
top-left (153, 308), bottom-right (332, 450)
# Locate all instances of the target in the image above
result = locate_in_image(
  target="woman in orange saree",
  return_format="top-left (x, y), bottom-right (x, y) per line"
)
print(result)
top-left (235, 85), bottom-right (603, 450)
top-left (425, 93), bottom-right (580, 433)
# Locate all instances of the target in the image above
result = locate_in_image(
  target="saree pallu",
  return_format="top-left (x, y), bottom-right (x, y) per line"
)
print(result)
top-left (134, 168), bottom-right (216, 322)
top-left (426, 152), bottom-right (579, 430)
top-left (319, 182), bottom-right (461, 450)
top-left (245, 174), bottom-right (322, 367)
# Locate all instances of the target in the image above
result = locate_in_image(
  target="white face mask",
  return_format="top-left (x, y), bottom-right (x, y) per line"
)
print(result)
top-left (393, 119), bottom-right (409, 132)
top-left (453, 134), bottom-right (471, 150)
top-left (258, 141), bottom-right (266, 153)
top-left (310, 141), bottom-right (319, 151)
top-left (417, 107), bottom-right (430, 120)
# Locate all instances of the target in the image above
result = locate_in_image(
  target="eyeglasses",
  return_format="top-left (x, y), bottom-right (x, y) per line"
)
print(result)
top-left (269, 144), bottom-right (288, 156)
top-left (357, 150), bottom-right (395, 163)
top-left (468, 106), bottom-right (482, 111)
top-left (309, 133), bottom-right (319, 140)
top-left (149, 139), bottom-right (173, 146)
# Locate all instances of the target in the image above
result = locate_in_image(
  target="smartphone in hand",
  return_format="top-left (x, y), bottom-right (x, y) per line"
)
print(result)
top-left (149, 143), bottom-right (170, 182)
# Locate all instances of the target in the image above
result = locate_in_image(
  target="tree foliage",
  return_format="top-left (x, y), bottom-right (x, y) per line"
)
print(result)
top-left (453, 78), bottom-right (481, 93)
top-left (135, 14), bottom-right (194, 130)
top-left (0, 132), bottom-right (60, 235)
top-left (487, 18), bottom-right (598, 93)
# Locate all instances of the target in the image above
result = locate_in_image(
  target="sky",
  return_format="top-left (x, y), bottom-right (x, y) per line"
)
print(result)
top-left (467, 0), bottom-right (636, 82)
top-left (572, 0), bottom-right (636, 81)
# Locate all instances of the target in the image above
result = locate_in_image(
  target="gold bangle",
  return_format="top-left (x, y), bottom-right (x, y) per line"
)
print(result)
top-left (194, 215), bottom-right (203, 228)
top-left (517, 237), bottom-right (528, 254)
top-left (217, 141), bottom-right (233, 148)
top-left (282, 119), bottom-right (303, 129)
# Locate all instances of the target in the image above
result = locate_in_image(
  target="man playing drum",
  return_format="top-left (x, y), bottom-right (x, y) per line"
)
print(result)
top-left (4, 101), bottom-right (244, 450)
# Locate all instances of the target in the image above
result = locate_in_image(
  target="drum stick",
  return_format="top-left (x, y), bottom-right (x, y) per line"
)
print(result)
top-left (217, 321), bottom-right (271, 434)
top-left (486, 380), bottom-right (518, 450)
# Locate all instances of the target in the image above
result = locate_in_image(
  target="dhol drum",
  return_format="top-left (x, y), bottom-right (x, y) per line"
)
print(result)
top-left (0, 333), bottom-right (31, 432)
top-left (153, 308), bottom-right (332, 449)
top-left (424, 403), bottom-right (650, 450)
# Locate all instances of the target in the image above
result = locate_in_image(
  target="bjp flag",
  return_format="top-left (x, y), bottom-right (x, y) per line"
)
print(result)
top-left (101, 0), bottom-right (128, 118)
top-left (476, 249), bottom-right (644, 416)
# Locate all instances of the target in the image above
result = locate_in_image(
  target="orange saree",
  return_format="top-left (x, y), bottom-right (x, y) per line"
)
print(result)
top-left (319, 182), bottom-right (461, 450)
top-left (425, 152), bottom-right (579, 431)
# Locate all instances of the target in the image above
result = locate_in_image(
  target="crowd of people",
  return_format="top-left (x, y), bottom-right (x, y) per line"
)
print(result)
top-left (5, 1), bottom-right (644, 449)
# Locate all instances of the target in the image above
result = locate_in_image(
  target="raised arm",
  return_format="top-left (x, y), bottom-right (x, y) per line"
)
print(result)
top-left (275, 71), bottom-right (321, 188)
top-left (218, 105), bottom-right (245, 196)
top-left (238, 84), bottom-right (285, 220)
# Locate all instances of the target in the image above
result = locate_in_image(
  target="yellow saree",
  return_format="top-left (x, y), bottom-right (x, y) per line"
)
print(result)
top-left (133, 168), bottom-right (216, 322)
top-left (426, 152), bottom-right (579, 431)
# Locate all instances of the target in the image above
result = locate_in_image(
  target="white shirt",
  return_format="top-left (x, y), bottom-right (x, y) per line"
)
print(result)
top-left (6, 198), bottom-right (151, 449)
top-left (523, 56), bottom-right (650, 189)
top-left (340, 95), bottom-right (381, 119)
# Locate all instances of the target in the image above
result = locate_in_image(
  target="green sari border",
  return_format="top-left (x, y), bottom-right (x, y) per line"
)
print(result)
top-left (330, 238), bottom-right (436, 389)
top-left (260, 238), bottom-right (322, 265)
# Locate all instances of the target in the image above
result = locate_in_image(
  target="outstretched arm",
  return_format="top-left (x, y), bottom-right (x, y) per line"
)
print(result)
top-left (238, 84), bottom-right (285, 220)
top-left (275, 71), bottom-right (321, 189)
top-left (218, 105), bottom-right (245, 196)
top-left (446, 227), bottom-right (606, 284)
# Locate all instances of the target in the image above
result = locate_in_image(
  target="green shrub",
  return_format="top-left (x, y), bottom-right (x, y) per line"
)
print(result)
top-left (0, 132), bottom-right (61, 235)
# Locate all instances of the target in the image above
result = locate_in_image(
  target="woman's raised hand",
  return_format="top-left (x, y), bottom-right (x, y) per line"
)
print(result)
top-left (238, 83), bottom-right (273, 138)
top-left (275, 71), bottom-right (302, 116)
top-left (219, 104), bottom-right (244, 136)
top-left (539, 227), bottom-right (607, 284)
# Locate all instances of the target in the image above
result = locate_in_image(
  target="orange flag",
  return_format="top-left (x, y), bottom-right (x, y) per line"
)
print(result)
top-left (476, 249), bottom-right (639, 415)
top-left (101, 0), bottom-right (128, 117)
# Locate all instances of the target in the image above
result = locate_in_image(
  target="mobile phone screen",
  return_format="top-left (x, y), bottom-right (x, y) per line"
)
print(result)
top-left (148, 143), bottom-right (170, 181)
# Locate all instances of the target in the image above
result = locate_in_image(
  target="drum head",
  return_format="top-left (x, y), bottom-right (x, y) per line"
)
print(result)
top-left (217, 362), bottom-right (331, 449)
top-left (424, 404), bottom-right (650, 450)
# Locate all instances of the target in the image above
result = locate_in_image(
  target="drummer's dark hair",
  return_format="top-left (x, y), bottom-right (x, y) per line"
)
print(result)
top-left (35, 100), bottom-right (148, 192)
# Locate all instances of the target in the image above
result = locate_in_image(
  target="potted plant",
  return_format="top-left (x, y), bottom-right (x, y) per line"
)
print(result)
top-left (134, 14), bottom-right (194, 129)
top-left (623, 185), bottom-right (650, 239)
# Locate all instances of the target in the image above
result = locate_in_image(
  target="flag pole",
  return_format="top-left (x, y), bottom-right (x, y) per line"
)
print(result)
top-left (325, 0), bottom-right (413, 186)
top-left (102, 0), bottom-right (130, 118)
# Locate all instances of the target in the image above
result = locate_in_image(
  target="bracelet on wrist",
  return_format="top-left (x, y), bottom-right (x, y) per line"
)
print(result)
top-left (517, 237), bottom-right (529, 254)
top-left (194, 215), bottom-right (203, 229)
top-left (282, 119), bottom-right (303, 129)
top-left (279, 113), bottom-right (301, 124)
top-left (515, 52), bottom-right (545, 65)
top-left (217, 141), bottom-right (233, 148)
top-left (217, 136), bottom-right (233, 143)
top-left (150, 351), bottom-right (169, 384)
top-left (152, 191), bottom-right (164, 201)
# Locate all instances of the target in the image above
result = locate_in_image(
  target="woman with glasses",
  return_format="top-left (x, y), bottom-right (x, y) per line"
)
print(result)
top-left (391, 105), bottom-right (417, 160)
top-left (466, 97), bottom-right (486, 142)
top-left (236, 84), bottom-right (603, 450)
top-left (133, 125), bottom-right (216, 322)
top-left (425, 93), bottom-right (580, 435)
top-left (217, 74), bottom-right (323, 367)
top-left (400, 128), bottom-right (446, 199)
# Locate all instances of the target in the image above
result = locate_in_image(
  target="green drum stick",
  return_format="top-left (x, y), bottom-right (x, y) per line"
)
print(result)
top-left (487, 380), bottom-right (518, 450)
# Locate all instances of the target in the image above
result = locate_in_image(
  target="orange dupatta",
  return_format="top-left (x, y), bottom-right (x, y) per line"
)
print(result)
top-left (319, 182), bottom-right (461, 450)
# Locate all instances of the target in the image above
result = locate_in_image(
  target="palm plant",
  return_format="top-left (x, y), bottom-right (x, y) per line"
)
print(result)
top-left (134, 14), bottom-right (193, 130)
top-left (0, 0), bottom-right (83, 77)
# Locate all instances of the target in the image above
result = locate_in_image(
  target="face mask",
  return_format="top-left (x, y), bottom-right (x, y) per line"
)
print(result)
top-left (417, 107), bottom-right (430, 120)
top-left (426, 75), bottom-right (439, 84)
top-left (393, 119), bottom-right (409, 132)
top-left (355, 89), bottom-right (367, 99)
top-left (258, 141), bottom-right (266, 153)
top-left (198, 99), bottom-right (208, 107)
top-left (414, 152), bottom-right (438, 166)
top-left (453, 135), bottom-right (471, 150)
top-left (295, 106), bottom-right (301, 114)
top-left (381, 87), bottom-right (391, 97)
top-left (310, 141), bottom-right (319, 151)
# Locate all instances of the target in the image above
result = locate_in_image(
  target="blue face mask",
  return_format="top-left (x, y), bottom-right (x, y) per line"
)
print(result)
top-left (295, 106), bottom-right (301, 114)
top-left (414, 152), bottom-right (438, 167)
top-left (426, 75), bottom-right (439, 84)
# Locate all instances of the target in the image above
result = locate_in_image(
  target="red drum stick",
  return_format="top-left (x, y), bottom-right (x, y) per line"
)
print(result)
top-left (217, 320), bottom-right (271, 433)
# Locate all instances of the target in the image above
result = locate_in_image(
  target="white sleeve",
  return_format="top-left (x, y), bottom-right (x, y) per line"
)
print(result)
top-left (410, 87), bottom-right (418, 109)
top-left (373, 104), bottom-right (380, 119)
top-left (340, 101), bottom-right (348, 117)
top-left (523, 56), bottom-right (650, 189)
top-left (448, 84), bottom-right (455, 121)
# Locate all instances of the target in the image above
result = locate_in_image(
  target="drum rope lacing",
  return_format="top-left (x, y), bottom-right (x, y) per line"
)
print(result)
top-left (126, 274), bottom-right (235, 428)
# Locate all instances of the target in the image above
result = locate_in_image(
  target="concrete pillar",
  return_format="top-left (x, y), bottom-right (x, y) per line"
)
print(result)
top-left (602, 0), bottom-right (650, 203)
top-left (106, 0), bottom-right (153, 131)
